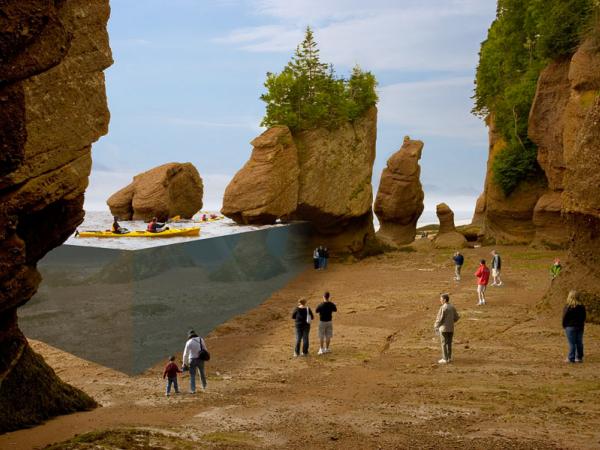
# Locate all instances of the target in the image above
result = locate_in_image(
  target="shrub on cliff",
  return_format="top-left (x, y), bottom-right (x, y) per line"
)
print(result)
top-left (260, 27), bottom-right (378, 131)
top-left (473, 0), bottom-right (595, 196)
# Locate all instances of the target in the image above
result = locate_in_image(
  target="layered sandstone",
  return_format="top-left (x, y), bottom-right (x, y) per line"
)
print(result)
top-left (475, 116), bottom-right (546, 244)
top-left (222, 107), bottom-right (377, 253)
top-left (221, 127), bottom-right (298, 224)
top-left (0, 0), bottom-right (111, 432)
top-left (523, 38), bottom-right (600, 318)
top-left (373, 137), bottom-right (424, 246)
top-left (434, 203), bottom-right (467, 249)
top-left (108, 163), bottom-right (203, 222)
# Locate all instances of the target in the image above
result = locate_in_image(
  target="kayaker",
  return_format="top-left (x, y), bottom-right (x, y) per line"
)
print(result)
top-left (112, 216), bottom-right (129, 234)
top-left (147, 217), bottom-right (168, 233)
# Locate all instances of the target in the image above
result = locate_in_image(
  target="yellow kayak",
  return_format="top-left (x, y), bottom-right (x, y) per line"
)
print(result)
top-left (76, 227), bottom-right (200, 238)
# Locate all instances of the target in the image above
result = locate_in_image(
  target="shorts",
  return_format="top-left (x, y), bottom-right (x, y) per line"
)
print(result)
top-left (318, 321), bottom-right (333, 339)
top-left (492, 268), bottom-right (500, 277)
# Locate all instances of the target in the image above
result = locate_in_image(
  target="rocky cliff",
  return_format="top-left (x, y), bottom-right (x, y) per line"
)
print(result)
top-left (373, 137), bottom-right (424, 246)
top-left (474, 116), bottom-right (547, 245)
top-left (537, 39), bottom-right (600, 319)
top-left (222, 107), bottom-right (377, 253)
top-left (0, 0), bottom-right (111, 432)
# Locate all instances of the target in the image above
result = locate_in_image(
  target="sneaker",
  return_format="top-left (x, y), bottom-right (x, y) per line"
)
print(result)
top-left (300, 352), bottom-right (308, 357)
top-left (497, 282), bottom-right (503, 287)
top-left (293, 352), bottom-right (299, 357)
top-left (190, 390), bottom-right (196, 394)
top-left (325, 348), bottom-right (331, 353)
top-left (318, 348), bottom-right (324, 355)
top-left (438, 359), bottom-right (448, 364)
top-left (166, 393), bottom-right (170, 397)
top-left (575, 359), bottom-right (583, 363)
top-left (565, 358), bottom-right (574, 363)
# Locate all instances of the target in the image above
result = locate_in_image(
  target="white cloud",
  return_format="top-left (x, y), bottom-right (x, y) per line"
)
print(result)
top-left (216, 0), bottom-right (496, 72)
top-left (378, 77), bottom-right (487, 142)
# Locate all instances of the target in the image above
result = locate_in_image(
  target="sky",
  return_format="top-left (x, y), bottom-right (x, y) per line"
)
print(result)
top-left (87, 0), bottom-right (498, 222)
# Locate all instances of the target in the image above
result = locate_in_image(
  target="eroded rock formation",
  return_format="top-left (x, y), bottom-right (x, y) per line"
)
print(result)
top-left (373, 137), bottom-right (424, 246)
top-left (222, 107), bottom-right (377, 253)
top-left (434, 203), bottom-right (467, 249)
top-left (543, 38), bottom-right (600, 319)
top-left (474, 116), bottom-right (547, 244)
top-left (221, 126), bottom-right (298, 224)
top-left (0, 0), bottom-right (111, 432)
top-left (108, 162), bottom-right (203, 222)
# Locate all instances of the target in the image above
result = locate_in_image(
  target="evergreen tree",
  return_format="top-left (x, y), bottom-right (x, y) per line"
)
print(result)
top-left (260, 27), bottom-right (378, 132)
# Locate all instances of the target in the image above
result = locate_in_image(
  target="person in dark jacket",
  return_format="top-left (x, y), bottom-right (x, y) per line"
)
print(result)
top-left (452, 251), bottom-right (464, 281)
top-left (291, 298), bottom-right (314, 357)
top-left (322, 247), bottom-right (330, 269)
top-left (491, 250), bottom-right (503, 286)
top-left (562, 290), bottom-right (586, 363)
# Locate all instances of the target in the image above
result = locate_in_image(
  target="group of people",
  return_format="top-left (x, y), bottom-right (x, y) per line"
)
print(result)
top-left (452, 250), bottom-right (503, 305)
top-left (162, 330), bottom-right (210, 396)
top-left (160, 246), bottom-right (584, 395)
top-left (110, 216), bottom-right (169, 234)
top-left (291, 292), bottom-right (337, 356)
top-left (312, 246), bottom-right (330, 270)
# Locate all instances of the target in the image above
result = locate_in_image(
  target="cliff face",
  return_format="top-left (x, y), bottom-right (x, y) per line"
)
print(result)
top-left (542, 39), bottom-right (600, 319)
top-left (476, 116), bottom-right (547, 244)
top-left (0, 0), bottom-right (111, 432)
top-left (222, 107), bottom-right (377, 253)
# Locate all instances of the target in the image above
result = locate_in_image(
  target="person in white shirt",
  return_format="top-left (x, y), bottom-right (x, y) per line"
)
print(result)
top-left (182, 329), bottom-right (208, 393)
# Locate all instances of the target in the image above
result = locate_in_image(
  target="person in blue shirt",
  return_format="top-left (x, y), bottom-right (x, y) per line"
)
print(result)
top-left (452, 251), bottom-right (464, 281)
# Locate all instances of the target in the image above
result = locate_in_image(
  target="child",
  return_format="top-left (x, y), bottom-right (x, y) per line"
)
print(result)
top-left (163, 355), bottom-right (182, 396)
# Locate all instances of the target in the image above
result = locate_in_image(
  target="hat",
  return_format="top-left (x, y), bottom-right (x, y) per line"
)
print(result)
top-left (188, 329), bottom-right (197, 338)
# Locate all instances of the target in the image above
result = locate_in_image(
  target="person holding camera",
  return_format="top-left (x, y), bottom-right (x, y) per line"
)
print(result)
top-left (182, 329), bottom-right (209, 393)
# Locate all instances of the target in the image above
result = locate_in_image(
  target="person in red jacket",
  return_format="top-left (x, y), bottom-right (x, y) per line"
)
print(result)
top-left (475, 259), bottom-right (490, 306)
top-left (163, 355), bottom-right (182, 396)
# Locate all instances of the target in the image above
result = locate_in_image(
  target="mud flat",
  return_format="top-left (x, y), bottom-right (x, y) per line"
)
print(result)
top-left (4, 244), bottom-right (600, 449)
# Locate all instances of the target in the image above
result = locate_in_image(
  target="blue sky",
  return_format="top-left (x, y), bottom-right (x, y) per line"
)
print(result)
top-left (88, 0), bottom-right (497, 222)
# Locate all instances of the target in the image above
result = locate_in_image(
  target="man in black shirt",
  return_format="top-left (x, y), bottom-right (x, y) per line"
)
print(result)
top-left (316, 291), bottom-right (337, 355)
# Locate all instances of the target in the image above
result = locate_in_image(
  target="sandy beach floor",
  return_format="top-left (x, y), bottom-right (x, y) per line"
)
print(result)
top-left (3, 243), bottom-right (600, 449)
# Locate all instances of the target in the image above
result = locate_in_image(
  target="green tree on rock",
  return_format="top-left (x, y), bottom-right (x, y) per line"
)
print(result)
top-left (260, 27), bottom-right (378, 132)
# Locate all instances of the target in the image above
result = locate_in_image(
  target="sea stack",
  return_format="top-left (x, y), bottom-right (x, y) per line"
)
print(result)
top-left (374, 136), bottom-right (424, 246)
top-left (222, 107), bottom-right (378, 254)
top-left (107, 162), bottom-right (203, 222)
top-left (434, 203), bottom-right (467, 249)
top-left (221, 126), bottom-right (299, 224)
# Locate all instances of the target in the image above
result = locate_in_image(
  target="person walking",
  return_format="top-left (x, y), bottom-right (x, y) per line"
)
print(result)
top-left (491, 250), bottom-right (503, 286)
top-left (475, 259), bottom-right (490, 305)
top-left (562, 290), bottom-right (586, 363)
top-left (292, 298), bottom-right (314, 357)
top-left (452, 251), bottom-right (464, 281)
top-left (182, 330), bottom-right (208, 393)
top-left (162, 355), bottom-right (182, 396)
top-left (434, 293), bottom-right (460, 364)
top-left (313, 247), bottom-right (320, 270)
top-left (315, 291), bottom-right (337, 355)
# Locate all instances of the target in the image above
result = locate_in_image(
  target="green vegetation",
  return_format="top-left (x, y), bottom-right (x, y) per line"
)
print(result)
top-left (260, 27), bottom-right (378, 131)
top-left (473, 0), bottom-right (596, 196)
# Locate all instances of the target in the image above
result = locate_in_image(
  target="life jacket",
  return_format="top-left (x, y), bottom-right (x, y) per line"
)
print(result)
top-left (147, 222), bottom-right (155, 232)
